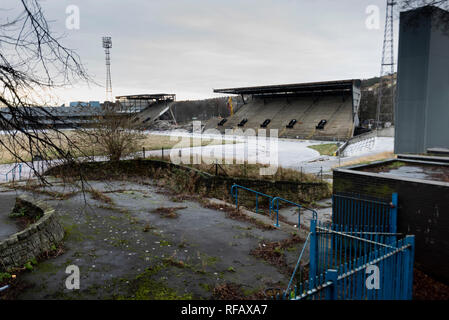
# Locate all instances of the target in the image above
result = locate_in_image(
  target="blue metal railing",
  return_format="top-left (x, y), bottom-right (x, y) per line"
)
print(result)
top-left (230, 184), bottom-right (313, 229)
top-left (281, 219), bottom-right (415, 300)
top-left (4, 163), bottom-right (22, 182)
top-left (332, 192), bottom-right (398, 242)
top-left (272, 196), bottom-right (317, 229)
top-left (230, 184), bottom-right (274, 217)
top-left (283, 232), bottom-right (311, 299)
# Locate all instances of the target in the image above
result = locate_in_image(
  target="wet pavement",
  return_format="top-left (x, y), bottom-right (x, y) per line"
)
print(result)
top-left (0, 179), bottom-right (308, 299)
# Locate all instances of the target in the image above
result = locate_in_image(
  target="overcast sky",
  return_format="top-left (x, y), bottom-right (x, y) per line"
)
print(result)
top-left (2, 0), bottom-right (399, 104)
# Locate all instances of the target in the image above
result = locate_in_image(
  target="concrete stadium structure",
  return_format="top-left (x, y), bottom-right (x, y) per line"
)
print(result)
top-left (0, 104), bottom-right (103, 129)
top-left (395, 6), bottom-right (449, 154)
top-left (207, 79), bottom-right (361, 141)
top-left (117, 94), bottom-right (177, 128)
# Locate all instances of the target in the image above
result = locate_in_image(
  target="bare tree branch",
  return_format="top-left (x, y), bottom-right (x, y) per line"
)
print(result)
top-left (0, 0), bottom-right (91, 184)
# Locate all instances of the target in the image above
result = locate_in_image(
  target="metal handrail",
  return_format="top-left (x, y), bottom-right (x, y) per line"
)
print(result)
top-left (4, 163), bottom-right (22, 181)
top-left (272, 196), bottom-right (302, 228)
top-left (230, 184), bottom-right (317, 229)
top-left (230, 184), bottom-right (273, 216)
top-left (283, 232), bottom-right (311, 299)
top-left (271, 197), bottom-right (317, 229)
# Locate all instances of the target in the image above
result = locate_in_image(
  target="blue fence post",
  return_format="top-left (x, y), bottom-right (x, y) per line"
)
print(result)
top-left (404, 235), bottom-right (415, 300)
top-left (235, 187), bottom-right (238, 209)
top-left (390, 193), bottom-right (398, 243)
top-left (325, 269), bottom-right (338, 300)
top-left (274, 199), bottom-right (280, 228)
top-left (256, 194), bottom-right (258, 214)
top-left (309, 219), bottom-right (318, 290)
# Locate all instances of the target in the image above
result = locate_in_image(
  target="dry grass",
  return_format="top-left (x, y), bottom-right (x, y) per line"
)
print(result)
top-left (0, 130), bottom-right (74, 164)
top-left (334, 151), bottom-right (395, 168)
top-left (211, 283), bottom-right (265, 300)
top-left (151, 206), bottom-right (187, 219)
top-left (88, 188), bottom-right (114, 205)
top-left (143, 158), bottom-right (322, 183)
top-left (0, 130), bottom-right (234, 164)
top-left (140, 134), bottom-right (235, 151)
top-left (250, 234), bottom-right (302, 274)
top-left (308, 143), bottom-right (339, 156)
top-left (6, 181), bottom-right (78, 200)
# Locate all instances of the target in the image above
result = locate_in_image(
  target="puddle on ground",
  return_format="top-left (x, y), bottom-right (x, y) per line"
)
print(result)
top-left (359, 162), bottom-right (449, 183)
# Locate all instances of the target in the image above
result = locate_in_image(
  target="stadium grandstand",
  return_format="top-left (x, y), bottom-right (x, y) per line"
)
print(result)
top-left (0, 95), bottom-right (177, 130)
top-left (117, 94), bottom-right (177, 128)
top-left (0, 104), bottom-right (103, 129)
top-left (207, 79), bottom-right (361, 141)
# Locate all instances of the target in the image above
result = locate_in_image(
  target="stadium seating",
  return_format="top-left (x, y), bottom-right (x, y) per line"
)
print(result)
top-left (213, 94), bottom-right (354, 140)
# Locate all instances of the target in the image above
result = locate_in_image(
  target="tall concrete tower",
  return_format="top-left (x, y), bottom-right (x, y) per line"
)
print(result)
top-left (395, 6), bottom-right (449, 154)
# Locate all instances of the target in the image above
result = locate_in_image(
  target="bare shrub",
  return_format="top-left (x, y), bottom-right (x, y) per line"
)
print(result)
top-left (76, 107), bottom-right (146, 162)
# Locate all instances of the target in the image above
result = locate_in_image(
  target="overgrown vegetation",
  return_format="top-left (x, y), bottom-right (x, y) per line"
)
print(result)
top-left (8, 198), bottom-right (44, 228)
top-left (212, 282), bottom-right (265, 300)
top-left (46, 159), bottom-right (331, 208)
top-left (250, 234), bottom-right (303, 275)
top-left (88, 188), bottom-right (114, 205)
top-left (0, 242), bottom-right (65, 300)
top-left (117, 265), bottom-right (193, 300)
top-left (155, 158), bottom-right (324, 183)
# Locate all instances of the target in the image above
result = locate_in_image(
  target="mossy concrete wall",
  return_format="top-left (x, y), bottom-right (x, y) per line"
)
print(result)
top-left (0, 199), bottom-right (64, 272)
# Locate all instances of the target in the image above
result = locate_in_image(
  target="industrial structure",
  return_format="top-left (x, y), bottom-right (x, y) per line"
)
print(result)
top-left (102, 36), bottom-right (113, 102)
top-left (116, 94), bottom-right (177, 127)
top-left (376, 0), bottom-right (397, 127)
top-left (0, 104), bottom-right (103, 129)
top-left (208, 79), bottom-right (361, 141)
top-left (394, 6), bottom-right (449, 154)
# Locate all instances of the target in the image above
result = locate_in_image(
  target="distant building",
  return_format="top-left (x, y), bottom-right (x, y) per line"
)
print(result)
top-left (69, 101), bottom-right (101, 108)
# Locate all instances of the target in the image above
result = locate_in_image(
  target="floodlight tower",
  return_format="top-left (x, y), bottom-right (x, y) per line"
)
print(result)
top-left (102, 36), bottom-right (113, 102)
top-left (376, 0), bottom-right (397, 129)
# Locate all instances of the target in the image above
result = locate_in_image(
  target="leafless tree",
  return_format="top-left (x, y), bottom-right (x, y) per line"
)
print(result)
top-left (0, 0), bottom-right (90, 183)
top-left (76, 105), bottom-right (146, 162)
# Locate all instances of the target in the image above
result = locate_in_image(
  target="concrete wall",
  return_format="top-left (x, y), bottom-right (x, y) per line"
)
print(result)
top-left (0, 200), bottom-right (65, 272)
top-left (395, 7), bottom-right (449, 154)
top-left (333, 162), bottom-right (449, 283)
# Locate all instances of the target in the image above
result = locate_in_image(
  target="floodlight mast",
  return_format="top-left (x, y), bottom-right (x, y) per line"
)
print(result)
top-left (102, 36), bottom-right (113, 103)
top-left (376, 0), bottom-right (397, 130)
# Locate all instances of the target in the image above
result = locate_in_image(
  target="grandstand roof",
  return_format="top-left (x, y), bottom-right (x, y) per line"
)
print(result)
top-left (115, 94), bottom-right (176, 100)
top-left (213, 79), bottom-right (361, 95)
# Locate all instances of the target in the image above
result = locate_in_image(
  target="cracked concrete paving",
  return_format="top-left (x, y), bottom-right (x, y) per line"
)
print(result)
top-left (0, 179), bottom-right (310, 299)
